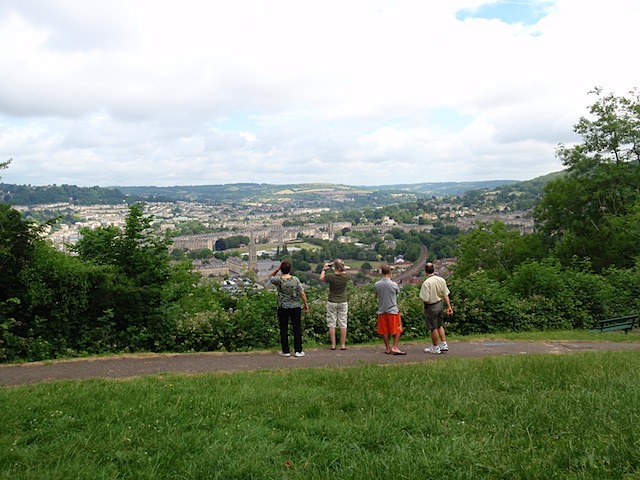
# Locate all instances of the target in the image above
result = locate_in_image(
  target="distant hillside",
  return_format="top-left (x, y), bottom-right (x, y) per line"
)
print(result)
top-left (459, 171), bottom-right (564, 210)
top-left (369, 180), bottom-right (519, 196)
top-left (0, 183), bottom-right (132, 205)
top-left (1, 176), bottom-right (561, 207)
top-left (116, 180), bottom-right (520, 207)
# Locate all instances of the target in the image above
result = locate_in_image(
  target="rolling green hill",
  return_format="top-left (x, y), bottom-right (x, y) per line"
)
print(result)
top-left (2, 175), bottom-right (561, 208)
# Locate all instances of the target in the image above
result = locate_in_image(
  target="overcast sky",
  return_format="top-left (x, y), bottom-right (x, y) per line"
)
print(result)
top-left (1, 1), bottom-right (638, 187)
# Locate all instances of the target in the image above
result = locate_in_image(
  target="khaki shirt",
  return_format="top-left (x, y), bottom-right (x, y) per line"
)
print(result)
top-left (419, 275), bottom-right (450, 304)
top-left (326, 272), bottom-right (350, 303)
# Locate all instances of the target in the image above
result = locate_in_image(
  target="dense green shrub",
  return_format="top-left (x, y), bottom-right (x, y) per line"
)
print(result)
top-left (397, 285), bottom-right (430, 339)
top-left (447, 271), bottom-right (526, 334)
top-left (601, 265), bottom-right (640, 314)
top-left (443, 261), bottom-right (640, 336)
top-left (5, 252), bottom-right (640, 362)
top-left (17, 244), bottom-right (122, 359)
top-left (1, 242), bottom-right (125, 361)
top-left (168, 283), bottom-right (431, 353)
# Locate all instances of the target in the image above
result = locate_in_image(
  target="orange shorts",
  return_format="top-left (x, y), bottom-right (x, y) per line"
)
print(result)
top-left (377, 312), bottom-right (403, 335)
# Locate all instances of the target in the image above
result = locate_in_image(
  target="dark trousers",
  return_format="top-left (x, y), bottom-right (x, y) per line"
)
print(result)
top-left (278, 307), bottom-right (303, 354)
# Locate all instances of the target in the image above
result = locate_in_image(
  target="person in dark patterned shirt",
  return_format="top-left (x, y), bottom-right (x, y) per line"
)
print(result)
top-left (269, 260), bottom-right (309, 358)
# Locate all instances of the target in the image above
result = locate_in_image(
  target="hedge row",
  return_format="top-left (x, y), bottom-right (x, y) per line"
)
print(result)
top-left (3, 260), bottom-right (640, 362)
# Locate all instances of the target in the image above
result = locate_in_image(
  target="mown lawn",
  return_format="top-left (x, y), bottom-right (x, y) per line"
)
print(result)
top-left (2, 345), bottom-right (640, 479)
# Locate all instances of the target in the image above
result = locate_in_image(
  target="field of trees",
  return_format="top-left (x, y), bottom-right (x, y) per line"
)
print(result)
top-left (2, 87), bottom-right (640, 363)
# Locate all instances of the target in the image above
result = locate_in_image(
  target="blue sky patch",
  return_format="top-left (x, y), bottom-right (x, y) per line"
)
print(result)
top-left (456, 1), bottom-right (553, 26)
top-left (215, 113), bottom-right (258, 132)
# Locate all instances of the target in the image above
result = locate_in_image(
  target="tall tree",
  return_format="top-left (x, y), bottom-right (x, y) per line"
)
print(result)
top-left (72, 204), bottom-right (173, 346)
top-left (454, 221), bottom-right (547, 281)
top-left (535, 88), bottom-right (640, 271)
top-left (0, 205), bottom-right (45, 303)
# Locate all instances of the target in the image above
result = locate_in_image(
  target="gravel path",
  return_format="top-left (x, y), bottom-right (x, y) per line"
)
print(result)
top-left (2, 340), bottom-right (640, 387)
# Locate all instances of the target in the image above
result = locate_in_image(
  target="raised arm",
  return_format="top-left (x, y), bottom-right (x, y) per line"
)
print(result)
top-left (319, 262), bottom-right (331, 283)
top-left (269, 262), bottom-right (282, 277)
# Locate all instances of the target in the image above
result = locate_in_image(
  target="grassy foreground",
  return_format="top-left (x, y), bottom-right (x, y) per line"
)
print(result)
top-left (2, 350), bottom-right (640, 479)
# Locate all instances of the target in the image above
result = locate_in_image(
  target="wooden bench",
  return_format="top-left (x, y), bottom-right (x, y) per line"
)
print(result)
top-left (591, 315), bottom-right (638, 334)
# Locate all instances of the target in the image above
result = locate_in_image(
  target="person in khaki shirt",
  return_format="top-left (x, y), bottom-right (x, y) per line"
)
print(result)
top-left (419, 262), bottom-right (453, 354)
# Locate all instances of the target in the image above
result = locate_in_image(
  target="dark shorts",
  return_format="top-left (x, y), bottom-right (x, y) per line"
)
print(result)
top-left (423, 300), bottom-right (444, 331)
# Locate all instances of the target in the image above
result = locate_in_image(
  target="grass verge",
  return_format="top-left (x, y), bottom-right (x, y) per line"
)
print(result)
top-left (2, 349), bottom-right (640, 479)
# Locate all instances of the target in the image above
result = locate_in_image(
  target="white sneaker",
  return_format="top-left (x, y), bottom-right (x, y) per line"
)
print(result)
top-left (439, 342), bottom-right (448, 352)
top-left (424, 345), bottom-right (441, 355)
top-left (278, 352), bottom-right (291, 357)
top-left (294, 351), bottom-right (305, 357)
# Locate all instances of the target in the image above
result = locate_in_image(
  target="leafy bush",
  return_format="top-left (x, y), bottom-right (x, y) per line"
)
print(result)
top-left (602, 265), bottom-right (640, 315)
top-left (447, 271), bottom-right (521, 334)
top-left (444, 260), bottom-right (640, 335)
top-left (397, 285), bottom-right (429, 339)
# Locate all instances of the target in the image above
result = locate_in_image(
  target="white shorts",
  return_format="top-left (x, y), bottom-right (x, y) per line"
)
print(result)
top-left (326, 301), bottom-right (348, 328)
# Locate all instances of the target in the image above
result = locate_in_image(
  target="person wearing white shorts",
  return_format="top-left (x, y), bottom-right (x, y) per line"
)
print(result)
top-left (320, 259), bottom-right (351, 350)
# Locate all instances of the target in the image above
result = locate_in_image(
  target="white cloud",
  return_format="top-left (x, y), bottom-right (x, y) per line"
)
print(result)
top-left (0, 0), bottom-right (638, 187)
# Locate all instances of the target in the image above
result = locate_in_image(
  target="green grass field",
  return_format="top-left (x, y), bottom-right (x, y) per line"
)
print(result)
top-left (231, 241), bottom-right (320, 255)
top-left (2, 337), bottom-right (640, 479)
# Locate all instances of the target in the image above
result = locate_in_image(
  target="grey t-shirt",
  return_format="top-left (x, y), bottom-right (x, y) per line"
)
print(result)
top-left (374, 277), bottom-right (400, 314)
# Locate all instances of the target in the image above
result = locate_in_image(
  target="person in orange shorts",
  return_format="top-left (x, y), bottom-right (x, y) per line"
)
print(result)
top-left (374, 264), bottom-right (406, 355)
